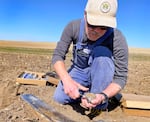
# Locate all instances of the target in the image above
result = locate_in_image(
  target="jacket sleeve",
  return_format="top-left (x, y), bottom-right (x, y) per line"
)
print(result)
top-left (113, 29), bottom-right (128, 89)
top-left (51, 21), bottom-right (74, 65)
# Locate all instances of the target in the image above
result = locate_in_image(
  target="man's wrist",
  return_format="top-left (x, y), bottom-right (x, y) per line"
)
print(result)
top-left (100, 92), bottom-right (109, 104)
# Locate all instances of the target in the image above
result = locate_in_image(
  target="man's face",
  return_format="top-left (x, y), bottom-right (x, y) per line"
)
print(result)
top-left (85, 15), bottom-right (108, 41)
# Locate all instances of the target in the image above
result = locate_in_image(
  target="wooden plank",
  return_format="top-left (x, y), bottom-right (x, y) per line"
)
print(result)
top-left (122, 93), bottom-right (150, 109)
top-left (121, 93), bottom-right (150, 117)
top-left (122, 107), bottom-right (150, 117)
top-left (47, 76), bottom-right (59, 86)
top-left (16, 71), bottom-right (59, 86)
top-left (16, 71), bottom-right (46, 86)
top-left (16, 78), bottom-right (46, 86)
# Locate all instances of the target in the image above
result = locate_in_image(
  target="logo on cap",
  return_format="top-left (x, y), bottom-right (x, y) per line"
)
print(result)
top-left (100, 1), bottom-right (111, 13)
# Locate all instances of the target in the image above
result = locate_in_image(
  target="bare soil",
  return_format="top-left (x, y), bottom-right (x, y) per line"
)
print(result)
top-left (0, 43), bottom-right (150, 122)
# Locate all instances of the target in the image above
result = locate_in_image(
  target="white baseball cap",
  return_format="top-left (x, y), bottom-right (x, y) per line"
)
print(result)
top-left (85, 0), bottom-right (118, 28)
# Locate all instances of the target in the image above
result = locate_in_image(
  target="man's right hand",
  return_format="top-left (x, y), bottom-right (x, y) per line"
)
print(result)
top-left (63, 78), bottom-right (89, 100)
top-left (53, 61), bottom-right (89, 100)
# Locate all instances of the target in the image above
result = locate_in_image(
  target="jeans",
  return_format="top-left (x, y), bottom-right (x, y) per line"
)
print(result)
top-left (53, 46), bottom-right (115, 109)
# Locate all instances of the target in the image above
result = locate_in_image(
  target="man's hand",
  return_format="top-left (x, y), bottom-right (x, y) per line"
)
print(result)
top-left (81, 93), bottom-right (105, 109)
top-left (63, 78), bottom-right (89, 100)
top-left (53, 61), bottom-right (89, 100)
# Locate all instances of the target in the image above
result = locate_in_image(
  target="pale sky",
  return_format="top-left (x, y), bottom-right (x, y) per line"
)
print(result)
top-left (0, 0), bottom-right (149, 48)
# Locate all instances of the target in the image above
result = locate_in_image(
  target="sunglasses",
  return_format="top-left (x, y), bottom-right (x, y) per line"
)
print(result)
top-left (87, 23), bottom-right (108, 30)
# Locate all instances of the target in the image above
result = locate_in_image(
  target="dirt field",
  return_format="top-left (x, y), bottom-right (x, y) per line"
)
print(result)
top-left (0, 41), bottom-right (150, 122)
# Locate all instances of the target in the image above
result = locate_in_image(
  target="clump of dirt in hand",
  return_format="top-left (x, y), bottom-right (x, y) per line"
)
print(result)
top-left (84, 93), bottom-right (96, 102)
top-left (80, 93), bottom-right (96, 110)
